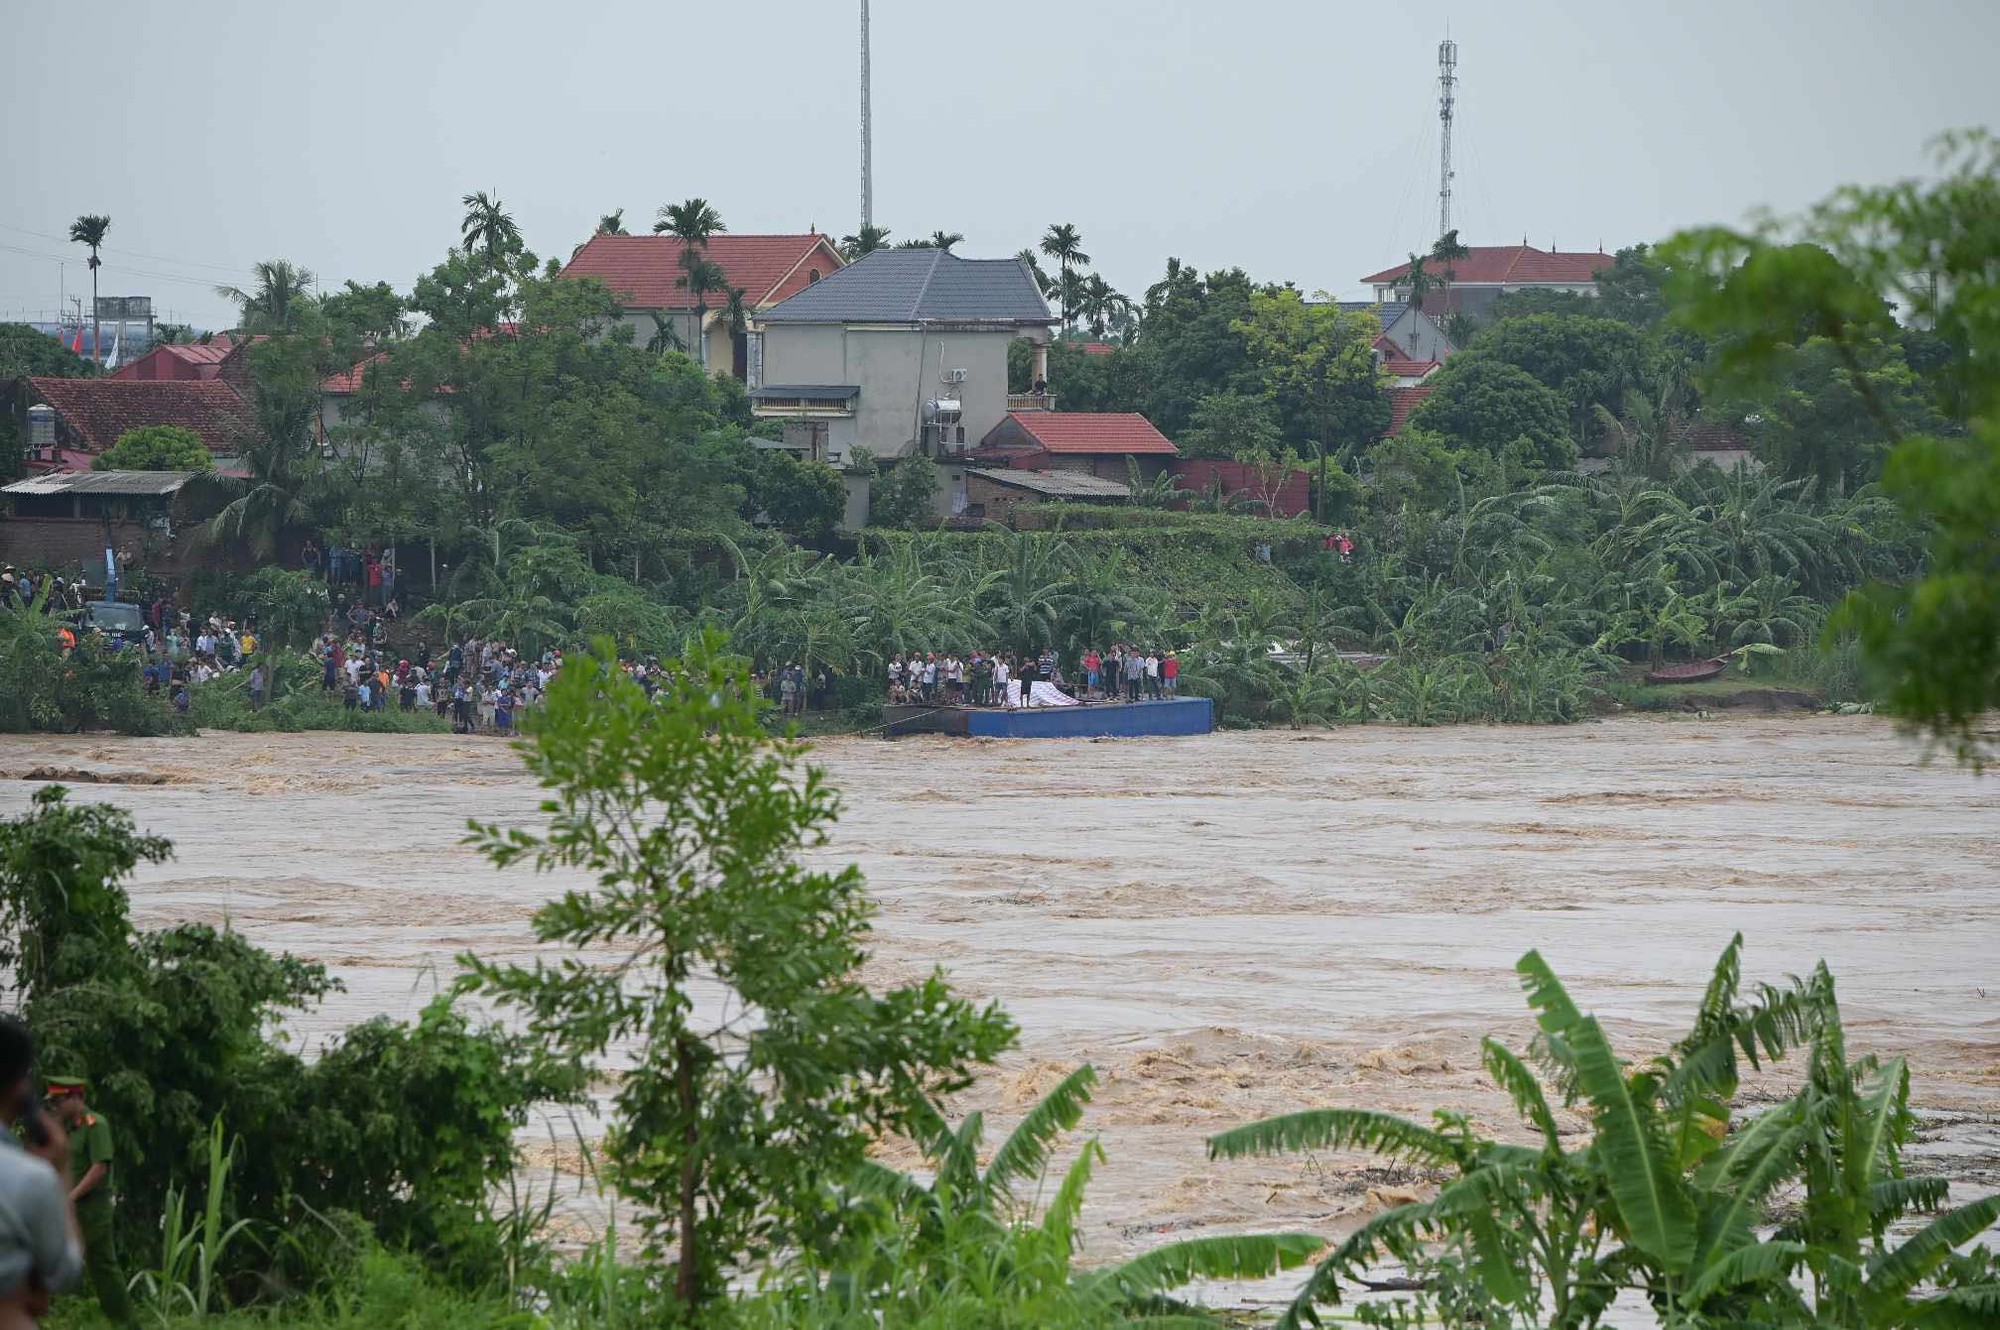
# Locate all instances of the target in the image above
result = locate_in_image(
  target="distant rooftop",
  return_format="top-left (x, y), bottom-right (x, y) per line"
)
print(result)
top-left (561, 233), bottom-right (840, 309)
top-left (1361, 245), bottom-right (1615, 287)
top-left (757, 249), bottom-right (1055, 326)
top-left (3, 469), bottom-right (199, 497)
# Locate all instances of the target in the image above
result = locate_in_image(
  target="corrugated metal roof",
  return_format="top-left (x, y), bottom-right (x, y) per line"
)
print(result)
top-left (758, 249), bottom-right (1054, 325)
top-left (3, 469), bottom-right (198, 497)
top-left (967, 468), bottom-right (1131, 499)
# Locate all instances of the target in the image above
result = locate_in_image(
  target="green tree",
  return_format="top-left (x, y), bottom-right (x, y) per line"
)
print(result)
top-left (92, 425), bottom-right (214, 472)
top-left (751, 452), bottom-right (847, 539)
top-left (1234, 288), bottom-right (1389, 517)
top-left (1178, 390), bottom-right (1283, 460)
top-left (216, 260), bottom-right (319, 335)
top-left (459, 190), bottom-right (523, 266)
top-left (1039, 223), bottom-right (1090, 326)
top-left (839, 224), bottom-right (891, 260)
top-left (1478, 312), bottom-right (1646, 450)
top-left (0, 322), bottom-right (95, 379)
top-left (1409, 354), bottom-right (1577, 471)
top-left (461, 636), bottom-right (1012, 1317)
top-left (677, 258), bottom-right (728, 375)
top-left (69, 213), bottom-right (110, 367)
top-left (597, 208), bottom-right (628, 235)
top-left (655, 198), bottom-right (728, 373)
top-left (1662, 131), bottom-right (2000, 764)
top-left (1074, 274), bottom-right (1129, 339)
top-left (868, 455), bottom-right (940, 529)
top-left (318, 279), bottom-right (407, 344)
top-left (1726, 332), bottom-right (1935, 493)
top-left (1430, 227), bottom-right (1471, 319)
top-left (0, 787), bottom-right (562, 1276)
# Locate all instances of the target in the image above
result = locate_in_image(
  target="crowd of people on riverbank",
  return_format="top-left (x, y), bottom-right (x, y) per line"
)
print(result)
top-left (885, 645), bottom-right (1179, 708)
top-left (313, 633), bottom-right (566, 734)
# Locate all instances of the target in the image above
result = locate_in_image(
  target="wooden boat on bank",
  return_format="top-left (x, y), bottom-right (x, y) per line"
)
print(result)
top-left (1645, 658), bottom-right (1729, 685)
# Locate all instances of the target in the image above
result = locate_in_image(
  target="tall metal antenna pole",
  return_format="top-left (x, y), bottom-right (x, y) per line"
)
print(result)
top-left (1437, 38), bottom-right (1457, 240)
top-left (860, 0), bottom-right (874, 231)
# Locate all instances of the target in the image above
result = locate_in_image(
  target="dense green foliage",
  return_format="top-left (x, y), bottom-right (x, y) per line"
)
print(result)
top-left (1212, 937), bottom-right (2000, 1329)
top-left (460, 635), bottom-right (1014, 1319)
top-left (0, 588), bottom-right (164, 734)
top-left (1661, 131), bottom-right (2000, 765)
top-left (0, 322), bottom-right (96, 379)
top-left (0, 787), bottom-right (569, 1287)
top-left (763, 1065), bottom-right (1321, 1327)
top-left (93, 424), bottom-right (214, 472)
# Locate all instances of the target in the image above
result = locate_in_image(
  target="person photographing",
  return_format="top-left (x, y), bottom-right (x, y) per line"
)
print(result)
top-left (0, 1017), bottom-right (81, 1328)
top-left (43, 1075), bottom-right (131, 1326)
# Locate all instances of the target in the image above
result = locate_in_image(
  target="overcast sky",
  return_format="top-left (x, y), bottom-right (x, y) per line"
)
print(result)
top-left (4, 0), bottom-right (1996, 331)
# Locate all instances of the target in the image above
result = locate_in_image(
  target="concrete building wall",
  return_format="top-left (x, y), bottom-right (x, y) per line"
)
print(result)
top-left (1383, 306), bottom-right (1453, 362)
top-left (759, 326), bottom-right (1021, 461)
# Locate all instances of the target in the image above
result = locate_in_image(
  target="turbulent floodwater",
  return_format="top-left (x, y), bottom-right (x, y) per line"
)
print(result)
top-left (3, 716), bottom-right (1997, 1293)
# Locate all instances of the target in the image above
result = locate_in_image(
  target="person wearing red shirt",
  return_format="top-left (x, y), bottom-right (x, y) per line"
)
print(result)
top-left (1162, 651), bottom-right (1180, 696)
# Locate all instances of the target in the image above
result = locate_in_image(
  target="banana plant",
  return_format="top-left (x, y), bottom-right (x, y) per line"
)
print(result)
top-left (1209, 938), bottom-right (1997, 1329)
top-left (818, 1065), bottom-right (1324, 1324)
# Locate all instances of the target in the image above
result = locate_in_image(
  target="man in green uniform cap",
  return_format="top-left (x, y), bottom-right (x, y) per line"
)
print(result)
top-left (44, 1074), bottom-right (132, 1327)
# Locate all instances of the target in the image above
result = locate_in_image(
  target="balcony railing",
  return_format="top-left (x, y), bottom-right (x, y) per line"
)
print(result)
top-left (1006, 392), bottom-right (1058, 412)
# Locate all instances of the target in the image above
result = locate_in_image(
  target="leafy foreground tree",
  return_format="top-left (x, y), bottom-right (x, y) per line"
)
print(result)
top-left (1210, 936), bottom-right (2000, 1329)
top-left (0, 786), bottom-right (565, 1286)
top-left (756, 1065), bottom-right (1322, 1327)
top-left (460, 634), bottom-right (1014, 1321)
top-left (1662, 130), bottom-right (2000, 766)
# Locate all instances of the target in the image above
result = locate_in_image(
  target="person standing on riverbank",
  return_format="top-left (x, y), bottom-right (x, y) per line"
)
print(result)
top-left (45, 1076), bottom-right (128, 1327)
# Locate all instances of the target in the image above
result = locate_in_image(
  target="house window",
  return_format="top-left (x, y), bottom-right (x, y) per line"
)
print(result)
top-left (808, 268), bottom-right (822, 284)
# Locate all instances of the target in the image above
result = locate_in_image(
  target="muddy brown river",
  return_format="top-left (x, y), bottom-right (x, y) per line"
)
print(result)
top-left (3, 715), bottom-right (1996, 1300)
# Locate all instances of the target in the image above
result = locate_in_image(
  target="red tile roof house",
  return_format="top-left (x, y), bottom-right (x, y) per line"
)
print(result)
top-left (1360, 244), bottom-right (1616, 322)
top-left (106, 336), bottom-right (245, 382)
top-left (560, 232), bottom-right (845, 379)
top-left (21, 377), bottom-right (253, 472)
top-left (973, 411), bottom-right (1180, 483)
top-left (1386, 384), bottom-right (1437, 436)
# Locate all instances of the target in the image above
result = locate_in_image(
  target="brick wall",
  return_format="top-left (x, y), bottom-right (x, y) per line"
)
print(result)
top-left (0, 519), bottom-right (249, 591)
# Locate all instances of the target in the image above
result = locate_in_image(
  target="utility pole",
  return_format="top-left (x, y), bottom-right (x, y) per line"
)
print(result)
top-left (860, 0), bottom-right (874, 232)
top-left (1437, 38), bottom-right (1457, 240)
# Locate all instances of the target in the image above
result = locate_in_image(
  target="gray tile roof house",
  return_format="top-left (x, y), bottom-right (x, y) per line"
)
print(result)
top-left (1337, 299), bottom-right (1409, 325)
top-left (756, 249), bottom-right (1055, 326)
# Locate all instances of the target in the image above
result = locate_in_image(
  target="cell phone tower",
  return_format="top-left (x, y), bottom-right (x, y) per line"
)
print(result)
top-left (860, 0), bottom-right (874, 232)
top-left (1437, 37), bottom-right (1458, 240)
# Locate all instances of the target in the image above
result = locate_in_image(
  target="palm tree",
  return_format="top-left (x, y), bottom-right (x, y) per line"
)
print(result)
top-left (646, 312), bottom-right (685, 355)
top-left (1076, 274), bottom-right (1130, 339)
top-left (1039, 223), bottom-right (1089, 326)
top-left (1430, 228), bottom-right (1470, 319)
top-left (655, 198), bottom-right (728, 372)
top-left (68, 214), bottom-right (110, 366)
top-left (597, 208), bottom-right (628, 235)
top-left (460, 191), bottom-right (522, 264)
top-left (1402, 253), bottom-right (1432, 309)
top-left (676, 258), bottom-right (728, 373)
top-left (1016, 248), bottom-right (1057, 299)
top-left (838, 224), bottom-right (891, 260)
top-left (216, 260), bottom-right (318, 334)
top-left (929, 230), bottom-right (963, 252)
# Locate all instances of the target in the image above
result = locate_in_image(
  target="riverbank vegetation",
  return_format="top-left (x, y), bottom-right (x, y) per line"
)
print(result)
top-left (9, 140), bottom-right (1993, 743)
